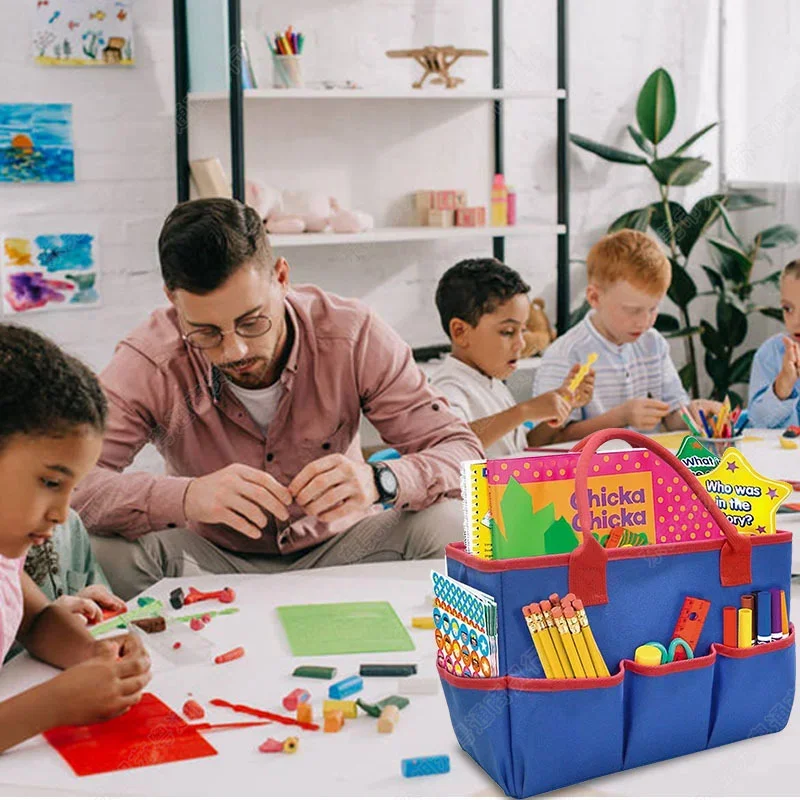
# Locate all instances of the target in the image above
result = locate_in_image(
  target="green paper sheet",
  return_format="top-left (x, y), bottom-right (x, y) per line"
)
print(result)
top-left (276, 601), bottom-right (415, 656)
top-left (494, 478), bottom-right (556, 558)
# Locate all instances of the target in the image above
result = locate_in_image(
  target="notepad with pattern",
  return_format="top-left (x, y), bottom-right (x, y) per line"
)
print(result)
top-left (460, 460), bottom-right (492, 559)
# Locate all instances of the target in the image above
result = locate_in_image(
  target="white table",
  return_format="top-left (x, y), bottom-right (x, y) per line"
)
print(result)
top-left (0, 429), bottom-right (798, 796)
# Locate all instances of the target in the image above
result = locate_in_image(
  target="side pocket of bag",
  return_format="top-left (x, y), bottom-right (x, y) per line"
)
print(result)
top-left (622, 652), bottom-right (715, 770)
top-left (708, 626), bottom-right (795, 749)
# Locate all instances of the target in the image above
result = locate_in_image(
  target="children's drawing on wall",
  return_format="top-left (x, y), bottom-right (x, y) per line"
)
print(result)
top-left (33, 0), bottom-right (134, 66)
top-left (2, 233), bottom-right (100, 314)
top-left (0, 104), bottom-right (75, 183)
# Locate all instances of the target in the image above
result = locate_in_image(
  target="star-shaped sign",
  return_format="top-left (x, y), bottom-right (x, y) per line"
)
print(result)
top-left (698, 447), bottom-right (792, 535)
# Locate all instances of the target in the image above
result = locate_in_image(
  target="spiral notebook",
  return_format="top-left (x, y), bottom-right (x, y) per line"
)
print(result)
top-left (460, 460), bottom-right (493, 559)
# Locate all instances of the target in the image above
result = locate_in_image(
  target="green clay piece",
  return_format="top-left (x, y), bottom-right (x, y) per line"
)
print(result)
top-left (357, 695), bottom-right (410, 717)
top-left (171, 607), bottom-right (240, 624)
top-left (137, 596), bottom-right (157, 607)
top-left (544, 516), bottom-right (579, 555)
top-left (90, 600), bottom-right (164, 637)
top-left (293, 665), bottom-right (337, 680)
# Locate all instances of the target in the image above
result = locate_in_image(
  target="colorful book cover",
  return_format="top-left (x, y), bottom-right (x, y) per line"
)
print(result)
top-left (486, 449), bottom-right (726, 556)
top-left (431, 571), bottom-right (498, 678)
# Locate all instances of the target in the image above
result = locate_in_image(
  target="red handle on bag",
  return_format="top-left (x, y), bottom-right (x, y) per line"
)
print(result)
top-left (568, 429), bottom-right (753, 606)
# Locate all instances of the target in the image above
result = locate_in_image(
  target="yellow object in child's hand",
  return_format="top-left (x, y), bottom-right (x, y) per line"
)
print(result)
top-left (568, 352), bottom-right (598, 394)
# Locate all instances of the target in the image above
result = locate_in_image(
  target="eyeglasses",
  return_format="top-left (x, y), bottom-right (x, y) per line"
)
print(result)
top-left (182, 314), bottom-right (273, 350)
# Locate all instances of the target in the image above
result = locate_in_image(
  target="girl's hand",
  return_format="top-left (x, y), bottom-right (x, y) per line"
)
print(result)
top-left (51, 594), bottom-right (104, 625)
top-left (78, 584), bottom-right (126, 613)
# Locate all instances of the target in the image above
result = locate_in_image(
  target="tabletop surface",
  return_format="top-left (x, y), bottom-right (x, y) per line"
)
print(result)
top-left (0, 429), bottom-right (798, 797)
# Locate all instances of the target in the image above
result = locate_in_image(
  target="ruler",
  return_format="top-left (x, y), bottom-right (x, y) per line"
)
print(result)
top-left (671, 596), bottom-right (711, 661)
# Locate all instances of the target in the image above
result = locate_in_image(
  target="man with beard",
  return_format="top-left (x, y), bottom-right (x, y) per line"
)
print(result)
top-left (73, 198), bottom-right (482, 598)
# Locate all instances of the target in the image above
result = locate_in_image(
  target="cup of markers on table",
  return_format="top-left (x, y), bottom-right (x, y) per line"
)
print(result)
top-left (682, 399), bottom-right (747, 458)
top-left (268, 26), bottom-right (305, 88)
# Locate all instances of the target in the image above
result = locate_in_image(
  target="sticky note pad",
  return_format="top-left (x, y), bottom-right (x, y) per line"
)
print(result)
top-left (276, 601), bottom-right (415, 656)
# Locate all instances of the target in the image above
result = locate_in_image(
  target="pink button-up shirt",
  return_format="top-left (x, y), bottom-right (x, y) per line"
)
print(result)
top-left (0, 554), bottom-right (24, 664)
top-left (73, 285), bottom-right (482, 556)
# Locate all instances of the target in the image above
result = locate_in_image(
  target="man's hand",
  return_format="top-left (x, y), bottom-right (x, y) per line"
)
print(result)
top-left (623, 397), bottom-right (670, 430)
top-left (289, 455), bottom-right (380, 524)
top-left (184, 464), bottom-right (292, 539)
top-left (775, 336), bottom-right (800, 400)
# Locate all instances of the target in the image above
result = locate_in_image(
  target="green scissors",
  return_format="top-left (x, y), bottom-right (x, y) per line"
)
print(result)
top-left (642, 637), bottom-right (694, 664)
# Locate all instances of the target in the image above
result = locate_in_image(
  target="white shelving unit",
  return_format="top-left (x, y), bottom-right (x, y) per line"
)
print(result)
top-left (188, 88), bottom-right (566, 102)
top-left (268, 223), bottom-right (566, 248)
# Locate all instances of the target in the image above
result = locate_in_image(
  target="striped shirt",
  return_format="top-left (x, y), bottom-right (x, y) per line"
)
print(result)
top-left (748, 333), bottom-right (800, 428)
top-left (533, 315), bottom-right (688, 426)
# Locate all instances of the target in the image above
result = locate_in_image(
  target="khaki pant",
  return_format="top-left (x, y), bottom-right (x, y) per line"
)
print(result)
top-left (91, 500), bottom-right (462, 600)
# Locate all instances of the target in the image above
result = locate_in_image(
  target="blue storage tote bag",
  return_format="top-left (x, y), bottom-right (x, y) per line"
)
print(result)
top-left (439, 429), bottom-right (795, 797)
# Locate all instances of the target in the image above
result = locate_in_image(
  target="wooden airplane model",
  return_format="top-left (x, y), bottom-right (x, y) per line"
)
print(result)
top-left (385, 45), bottom-right (489, 89)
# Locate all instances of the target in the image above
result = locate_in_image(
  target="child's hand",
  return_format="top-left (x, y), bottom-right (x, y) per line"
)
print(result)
top-left (622, 398), bottom-right (670, 430)
top-left (52, 594), bottom-right (105, 625)
top-left (775, 336), bottom-right (800, 400)
top-left (525, 391), bottom-right (572, 428)
top-left (688, 399), bottom-right (722, 428)
top-left (567, 368), bottom-right (595, 408)
top-left (78, 584), bottom-right (126, 613)
top-left (48, 638), bottom-right (151, 727)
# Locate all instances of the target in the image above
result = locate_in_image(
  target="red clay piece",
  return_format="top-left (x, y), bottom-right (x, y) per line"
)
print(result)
top-left (182, 699), bottom-right (205, 720)
top-left (201, 613), bottom-right (212, 624)
top-left (282, 688), bottom-right (310, 711)
top-left (184, 586), bottom-right (236, 605)
top-left (214, 646), bottom-right (245, 664)
top-left (258, 738), bottom-right (284, 753)
top-left (209, 698), bottom-right (320, 731)
top-left (190, 618), bottom-right (205, 631)
top-left (173, 641), bottom-right (182, 649)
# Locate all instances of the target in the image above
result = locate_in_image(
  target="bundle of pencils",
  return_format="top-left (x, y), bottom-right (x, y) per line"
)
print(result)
top-left (680, 396), bottom-right (749, 439)
top-left (268, 25), bottom-right (304, 56)
top-left (522, 593), bottom-right (610, 679)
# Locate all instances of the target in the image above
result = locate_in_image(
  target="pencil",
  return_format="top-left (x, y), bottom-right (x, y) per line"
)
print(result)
top-left (523, 605), bottom-right (557, 679)
top-left (572, 599), bottom-right (610, 676)
top-left (551, 606), bottom-right (586, 678)
top-left (538, 601), bottom-right (574, 678)
top-left (560, 605), bottom-right (596, 678)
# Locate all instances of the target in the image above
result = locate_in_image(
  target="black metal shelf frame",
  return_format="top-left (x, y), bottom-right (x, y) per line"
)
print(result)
top-left (172, 0), bottom-right (571, 332)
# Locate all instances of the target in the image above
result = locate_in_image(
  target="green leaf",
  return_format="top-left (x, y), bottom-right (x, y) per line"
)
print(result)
top-left (678, 194), bottom-right (726, 258)
top-left (655, 313), bottom-right (680, 332)
top-left (670, 122), bottom-right (718, 157)
top-left (667, 259), bottom-right (697, 309)
top-left (707, 237), bottom-right (752, 283)
top-left (728, 350), bottom-right (755, 384)
top-left (714, 200), bottom-right (747, 251)
top-left (649, 201), bottom-right (688, 249)
top-left (648, 156), bottom-right (711, 187)
top-left (608, 207), bottom-right (653, 233)
top-left (678, 361), bottom-right (696, 393)
top-left (728, 389), bottom-right (744, 408)
top-left (700, 319), bottom-right (726, 357)
top-left (756, 224), bottom-right (800, 249)
top-left (636, 68), bottom-right (676, 144)
top-left (570, 134), bottom-right (648, 165)
top-left (662, 325), bottom-right (702, 339)
top-left (701, 265), bottom-right (725, 293)
top-left (724, 192), bottom-right (772, 210)
top-left (569, 299), bottom-right (590, 329)
top-left (705, 349), bottom-right (728, 390)
top-left (717, 297), bottom-right (748, 347)
top-left (627, 125), bottom-right (654, 156)
top-left (759, 306), bottom-right (785, 321)
top-left (752, 270), bottom-right (783, 288)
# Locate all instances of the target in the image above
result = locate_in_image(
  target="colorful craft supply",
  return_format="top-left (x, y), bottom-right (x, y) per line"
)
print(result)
top-left (757, 591), bottom-right (773, 644)
top-left (169, 587), bottom-right (185, 609)
top-left (396, 676), bottom-right (439, 695)
top-left (259, 738), bottom-right (284, 753)
top-left (283, 736), bottom-right (299, 754)
top-left (182, 699), bottom-right (205, 720)
top-left (634, 644), bottom-right (663, 666)
top-left (401, 755), bottom-right (451, 778)
top-left (522, 604), bottom-right (557, 679)
top-left (781, 590), bottom-right (790, 638)
top-left (411, 616), bottom-right (435, 629)
top-left (539, 600), bottom-right (574, 678)
top-left (293, 665), bottom-right (336, 679)
top-left (561, 604), bottom-right (596, 677)
top-left (282, 688), bottom-right (310, 712)
top-left (323, 699), bottom-right (358, 719)
top-left (184, 586), bottom-right (235, 605)
top-left (210, 698), bottom-right (319, 731)
top-left (328, 675), bottom-right (363, 699)
top-left (550, 604), bottom-right (585, 678)
top-left (738, 608), bottom-right (753, 648)
top-left (296, 703), bottom-right (313, 724)
top-left (669, 597), bottom-right (710, 661)
top-left (377, 704), bottom-right (400, 733)
top-left (741, 593), bottom-right (756, 644)
top-left (722, 606), bottom-right (738, 647)
top-left (323, 710), bottom-right (344, 733)
top-left (214, 646), bottom-right (244, 664)
top-left (270, 26), bottom-right (304, 55)
top-left (567, 352), bottom-right (597, 394)
top-left (359, 664), bottom-right (417, 677)
top-left (356, 696), bottom-right (410, 717)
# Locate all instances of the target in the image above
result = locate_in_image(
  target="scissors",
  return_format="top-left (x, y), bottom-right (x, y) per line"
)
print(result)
top-left (641, 637), bottom-right (694, 664)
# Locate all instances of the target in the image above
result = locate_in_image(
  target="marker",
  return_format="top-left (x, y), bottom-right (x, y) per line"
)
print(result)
top-left (757, 591), bottom-right (772, 644)
top-left (738, 608), bottom-right (753, 648)
top-left (722, 606), bottom-right (737, 647)
top-left (680, 406), bottom-right (702, 437)
top-left (733, 410), bottom-right (750, 435)
top-left (697, 408), bottom-right (713, 438)
top-left (771, 589), bottom-right (783, 642)
top-left (741, 594), bottom-right (755, 645)
top-left (780, 590), bottom-right (790, 639)
top-left (567, 352), bottom-right (598, 394)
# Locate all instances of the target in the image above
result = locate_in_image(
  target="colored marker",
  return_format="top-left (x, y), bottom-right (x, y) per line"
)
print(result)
top-left (738, 608), bottom-right (753, 648)
top-left (698, 408), bottom-right (713, 437)
top-left (771, 589), bottom-right (783, 642)
top-left (741, 594), bottom-right (755, 645)
top-left (680, 406), bottom-right (702, 437)
top-left (757, 591), bottom-right (772, 644)
top-left (733, 410), bottom-right (750, 435)
top-left (722, 606), bottom-right (738, 647)
top-left (781, 590), bottom-right (790, 639)
top-left (539, 600), bottom-right (574, 678)
top-left (329, 675), bottom-right (363, 699)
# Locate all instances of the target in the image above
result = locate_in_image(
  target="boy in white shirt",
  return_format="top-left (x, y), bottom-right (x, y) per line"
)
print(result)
top-left (532, 229), bottom-right (720, 443)
top-left (431, 259), bottom-right (593, 458)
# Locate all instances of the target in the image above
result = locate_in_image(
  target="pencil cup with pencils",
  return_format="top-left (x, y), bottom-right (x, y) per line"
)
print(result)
top-left (696, 435), bottom-right (743, 458)
top-left (273, 54), bottom-right (303, 89)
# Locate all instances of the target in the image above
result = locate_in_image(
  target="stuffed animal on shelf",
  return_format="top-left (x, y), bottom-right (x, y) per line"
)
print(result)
top-left (247, 183), bottom-right (374, 235)
top-left (521, 297), bottom-right (557, 358)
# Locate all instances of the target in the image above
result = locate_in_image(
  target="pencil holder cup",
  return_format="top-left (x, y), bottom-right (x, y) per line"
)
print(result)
top-left (696, 435), bottom-right (743, 458)
top-left (273, 54), bottom-right (304, 88)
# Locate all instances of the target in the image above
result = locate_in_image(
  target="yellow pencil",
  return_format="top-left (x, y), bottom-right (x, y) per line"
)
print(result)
top-left (561, 604), bottom-right (597, 678)
top-left (572, 599), bottom-right (610, 677)
top-left (536, 601), bottom-right (573, 678)
top-left (522, 605), bottom-right (556, 679)
top-left (551, 605), bottom-right (586, 678)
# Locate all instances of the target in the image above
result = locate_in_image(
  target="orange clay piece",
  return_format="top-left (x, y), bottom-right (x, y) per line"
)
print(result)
top-left (324, 710), bottom-right (344, 732)
top-left (296, 703), bottom-right (313, 724)
top-left (214, 646), bottom-right (245, 664)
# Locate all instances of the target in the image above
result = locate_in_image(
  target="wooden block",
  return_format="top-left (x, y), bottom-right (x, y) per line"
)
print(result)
top-left (427, 209), bottom-right (454, 227)
top-left (377, 704), bottom-right (400, 733)
top-left (296, 702), bottom-right (313, 724)
top-left (455, 206), bottom-right (487, 227)
top-left (434, 190), bottom-right (457, 210)
top-left (323, 699), bottom-right (358, 718)
top-left (323, 710), bottom-right (344, 732)
top-left (455, 190), bottom-right (468, 208)
top-left (415, 191), bottom-right (435, 225)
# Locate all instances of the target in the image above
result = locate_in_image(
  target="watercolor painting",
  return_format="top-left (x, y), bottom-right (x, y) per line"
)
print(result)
top-left (33, 0), bottom-right (134, 66)
top-left (1, 232), bottom-right (100, 314)
top-left (0, 104), bottom-right (75, 183)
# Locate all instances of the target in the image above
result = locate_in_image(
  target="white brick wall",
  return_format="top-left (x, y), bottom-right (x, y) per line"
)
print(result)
top-left (1, 0), bottom-right (725, 376)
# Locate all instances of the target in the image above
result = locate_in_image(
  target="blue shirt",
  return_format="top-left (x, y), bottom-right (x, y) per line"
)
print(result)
top-left (533, 315), bottom-right (689, 425)
top-left (748, 333), bottom-right (800, 428)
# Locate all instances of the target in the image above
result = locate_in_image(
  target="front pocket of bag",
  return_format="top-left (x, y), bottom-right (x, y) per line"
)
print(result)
top-left (507, 671), bottom-right (625, 797)
top-left (708, 626), bottom-right (795, 749)
top-left (622, 652), bottom-right (715, 770)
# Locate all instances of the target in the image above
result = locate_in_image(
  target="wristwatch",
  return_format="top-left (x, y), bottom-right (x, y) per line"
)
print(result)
top-left (371, 462), bottom-right (399, 506)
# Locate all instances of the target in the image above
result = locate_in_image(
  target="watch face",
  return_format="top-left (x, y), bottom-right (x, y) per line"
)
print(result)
top-left (378, 466), bottom-right (398, 496)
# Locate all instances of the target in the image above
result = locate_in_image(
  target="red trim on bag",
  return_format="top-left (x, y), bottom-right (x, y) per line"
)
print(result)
top-left (507, 669), bottom-right (624, 692)
top-left (623, 650), bottom-right (716, 676)
top-left (436, 665), bottom-right (508, 690)
top-left (446, 530), bottom-right (792, 573)
top-left (712, 624), bottom-right (795, 659)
